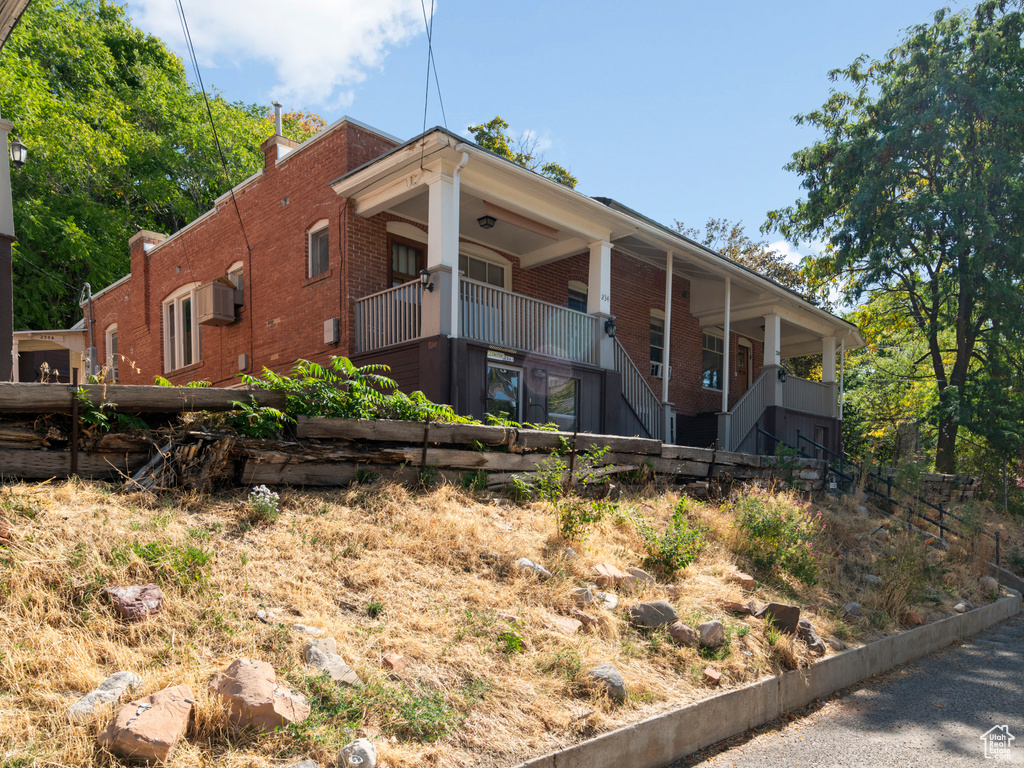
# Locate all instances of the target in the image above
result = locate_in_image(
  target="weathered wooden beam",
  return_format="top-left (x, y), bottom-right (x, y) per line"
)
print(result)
top-left (240, 460), bottom-right (465, 487)
top-left (660, 445), bottom-right (715, 462)
top-left (510, 430), bottom-right (662, 455)
top-left (0, 383), bottom-right (286, 414)
top-left (0, 448), bottom-right (148, 480)
top-left (295, 417), bottom-right (512, 446)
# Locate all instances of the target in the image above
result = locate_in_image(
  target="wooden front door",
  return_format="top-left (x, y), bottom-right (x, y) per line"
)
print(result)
top-left (737, 345), bottom-right (750, 396)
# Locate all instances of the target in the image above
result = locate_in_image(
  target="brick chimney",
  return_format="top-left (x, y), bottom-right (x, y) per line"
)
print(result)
top-left (128, 230), bottom-right (166, 330)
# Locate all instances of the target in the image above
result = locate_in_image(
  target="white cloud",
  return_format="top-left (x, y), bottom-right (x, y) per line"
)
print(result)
top-left (769, 239), bottom-right (827, 266)
top-left (132, 0), bottom-right (427, 108)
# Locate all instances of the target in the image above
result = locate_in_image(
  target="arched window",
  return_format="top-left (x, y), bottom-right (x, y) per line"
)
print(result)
top-left (163, 284), bottom-right (201, 372)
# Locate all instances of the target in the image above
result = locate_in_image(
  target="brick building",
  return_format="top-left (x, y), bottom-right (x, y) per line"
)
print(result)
top-left (48, 117), bottom-right (862, 451)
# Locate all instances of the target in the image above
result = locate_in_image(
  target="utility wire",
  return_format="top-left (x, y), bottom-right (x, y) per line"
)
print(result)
top-left (420, 0), bottom-right (447, 131)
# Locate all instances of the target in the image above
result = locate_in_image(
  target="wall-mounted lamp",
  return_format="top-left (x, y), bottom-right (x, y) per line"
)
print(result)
top-left (419, 268), bottom-right (434, 292)
top-left (8, 136), bottom-right (27, 170)
top-left (604, 317), bottom-right (617, 338)
top-left (477, 215), bottom-right (496, 229)
top-left (777, 367), bottom-right (787, 383)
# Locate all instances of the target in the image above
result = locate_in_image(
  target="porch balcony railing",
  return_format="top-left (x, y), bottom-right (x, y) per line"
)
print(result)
top-left (783, 375), bottom-right (836, 418)
top-left (725, 370), bottom-right (838, 451)
top-left (613, 337), bottom-right (663, 441)
top-left (459, 278), bottom-right (600, 366)
top-left (353, 281), bottom-right (424, 353)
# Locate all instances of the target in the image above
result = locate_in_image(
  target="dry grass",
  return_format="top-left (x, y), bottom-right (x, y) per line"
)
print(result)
top-left (0, 478), bottom-right (1007, 767)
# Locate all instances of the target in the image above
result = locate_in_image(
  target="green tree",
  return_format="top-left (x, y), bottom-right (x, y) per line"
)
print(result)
top-left (467, 116), bottom-right (578, 189)
top-left (766, 1), bottom-right (1024, 473)
top-left (0, 0), bottom-right (320, 330)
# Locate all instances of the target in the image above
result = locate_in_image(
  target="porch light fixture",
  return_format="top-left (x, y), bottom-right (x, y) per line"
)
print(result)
top-left (419, 268), bottom-right (434, 292)
top-left (604, 317), bottom-right (617, 338)
top-left (8, 135), bottom-right (26, 170)
top-left (477, 215), bottom-right (496, 229)
top-left (777, 367), bottom-right (787, 383)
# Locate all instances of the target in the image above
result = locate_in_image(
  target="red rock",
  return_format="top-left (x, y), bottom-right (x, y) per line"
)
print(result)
top-left (703, 666), bottom-right (721, 686)
top-left (717, 598), bottom-right (755, 615)
top-left (382, 653), bottom-right (406, 673)
top-left (729, 572), bottom-right (757, 592)
top-left (592, 563), bottom-right (630, 588)
top-left (544, 611), bottom-right (583, 635)
top-left (571, 607), bottom-right (597, 627)
top-left (0, 519), bottom-right (11, 545)
top-left (209, 658), bottom-right (310, 733)
top-left (105, 584), bottom-right (164, 622)
top-left (98, 684), bottom-right (193, 763)
top-left (667, 621), bottom-right (698, 647)
top-left (906, 611), bottom-right (924, 626)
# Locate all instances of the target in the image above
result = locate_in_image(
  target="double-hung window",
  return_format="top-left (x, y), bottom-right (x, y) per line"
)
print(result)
top-left (702, 332), bottom-right (724, 390)
top-left (650, 311), bottom-right (665, 377)
top-left (164, 285), bottom-right (201, 372)
top-left (309, 223), bottom-right (329, 278)
top-left (105, 325), bottom-right (118, 382)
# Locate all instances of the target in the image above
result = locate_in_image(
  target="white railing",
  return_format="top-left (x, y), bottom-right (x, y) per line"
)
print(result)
top-left (784, 375), bottom-right (836, 417)
top-left (353, 281), bottom-right (424, 353)
top-left (727, 370), bottom-right (771, 451)
top-left (613, 338), bottom-right (663, 440)
top-left (460, 279), bottom-right (600, 366)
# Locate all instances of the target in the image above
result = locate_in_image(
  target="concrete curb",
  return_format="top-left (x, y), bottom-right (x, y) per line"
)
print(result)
top-left (516, 593), bottom-right (1021, 768)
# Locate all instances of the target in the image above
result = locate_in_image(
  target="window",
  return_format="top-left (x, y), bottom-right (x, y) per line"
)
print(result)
top-left (702, 332), bottom-right (724, 390)
top-left (105, 325), bottom-right (118, 382)
top-left (650, 311), bottom-right (665, 377)
top-left (164, 285), bottom-right (201, 372)
top-left (546, 375), bottom-right (578, 431)
top-left (390, 236), bottom-right (424, 286)
top-left (568, 281), bottom-right (588, 313)
top-left (459, 253), bottom-right (505, 287)
top-left (228, 261), bottom-right (244, 302)
top-left (308, 223), bottom-right (329, 278)
top-left (486, 365), bottom-right (521, 422)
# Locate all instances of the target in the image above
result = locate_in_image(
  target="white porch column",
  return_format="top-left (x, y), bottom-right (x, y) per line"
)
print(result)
top-left (588, 240), bottom-right (614, 369)
top-left (0, 118), bottom-right (14, 383)
top-left (662, 251), bottom-right (674, 442)
top-left (822, 335), bottom-right (837, 417)
top-left (10, 336), bottom-right (17, 382)
top-left (840, 336), bottom-right (846, 420)
top-left (763, 312), bottom-right (783, 407)
top-left (716, 277), bottom-right (732, 449)
top-left (423, 170), bottom-right (459, 337)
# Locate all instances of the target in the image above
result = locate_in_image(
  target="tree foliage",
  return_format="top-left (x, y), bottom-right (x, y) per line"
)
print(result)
top-left (766, 1), bottom-right (1024, 473)
top-left (0, 0), bottom-right (320, 329)
top-left (467, 116), bottom-right (578, 189)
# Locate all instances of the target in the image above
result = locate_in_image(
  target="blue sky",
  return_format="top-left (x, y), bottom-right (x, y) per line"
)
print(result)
top-left (124, 0), bottom-right (969, 259)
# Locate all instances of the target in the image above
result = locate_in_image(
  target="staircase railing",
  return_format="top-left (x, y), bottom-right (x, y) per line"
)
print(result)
top-left (613, 337), bottom-right (663, 441)
top-left (726, 370), bottom-right (771, 451)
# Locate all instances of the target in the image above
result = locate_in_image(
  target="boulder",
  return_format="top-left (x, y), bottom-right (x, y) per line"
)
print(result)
top-left (980, 576), bottom-right (999, 594)
top-left (667, 621), bottom-right (699, 647)
top-left (382, 653), bottom-right (406, 674)
top-left (755, 603), bottom-right (801, 634)
top-left (339, 737), bottom-right (377, 768)
top-left (516, 558), bottom-right (552, 579)
top-left (571, 608), bottom-right (597, 627)
top-left (592, 564), bottom-right (630, 588)
top-left (797, 617), bottom-right (826, 655)
top-left (627, 600), bottom-right (678, 628)
top-left (97, 684), bottom-right (193, 763)
top-left (305, 643), bottom-right (363, 686)
top-left (595, 591), bottom-right (618, 610)
top-left (570, 588), bottom-right (596, 607)
top-left (586, 663), bottom-right (626, 703)
top-left (703, 666), bottom-right (721, 686)
top-left (828, 637), bottom-right (846, 651)
top-left (67, 671), bottom-right (143, 723)
top-left (697, 620), bottom-right (726, 649)
top-left (717, 598), bottom-right (755, 615)
top-left (626, 567), bottom-right (656, 587)
top-left (305, 637), bottom-right (338, 656)
top-left (905, 611), bottom-right (924, 626)
top-left (544, 611), bottom-right (583, 636)
top-left (842, 602), bottom-right (863, 619)
top-left (728, 572), bottom-right (757, 592)
top-left (209, 658), bottom-right (310, 733)
top-left (954, 602), bottom-right (970, 613)
top-left (104, 584), bottom-right (164, 622)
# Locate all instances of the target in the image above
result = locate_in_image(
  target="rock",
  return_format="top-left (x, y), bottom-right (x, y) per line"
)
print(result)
top-left (209, 658), bottom-right (310, 733)
top-left (288, 761), bottom-right (321, 768)
top-left (697, 620), bottom-right (726, 648)
top-left (595, 591), bottom-right (618, 610)
top-left (67, 671), bottom-right (143, 723)
top-left (667, 621), bottom-right (699, 647)
top-left (828, 637), bottom-right (846, 651)
top-left (729, 572), bottom-right (757, 592)
top-left (954, 602), bottom-right (970, 613)
top-left (754, 602), bottom-right (801, 634)
top-left (863, 574), bottom-right (883, 585)
top-left (497, 613), bottom-right (521, 624)
top-left (544, 611), bottom-right (583, 635)
top-left (717, 598), bottom-right (755, 615)
top-left (0, 519), bottom-right (11, 545)
top-left (305, 637), bottom-right (338, 656)
top-left (843, 602), bottom-right (863, 620)
top-left (97, 684), bottom-right (193, 763)
top-left (592, 563), bottom-right (630, 588)
top-left (857, 505), bottom-right (868, 515)
top-left (563, 547), bottom-right (579, 560)
top-left (104, 584), bottom-right (164, 622)
top-left (625, 567), bottom-right (656, 586)
top-left (980, 576), bottom-right (999, 593)
top-left (255, 609), bottom-right (269, 623)
top-left (586, 663), bottom-right (626, 704)
top-left (305, 643), bottom-right (363, 686)
top-left (292, 624), bottom-right (324, 636)
top-left (627, 600), bottom-right (678, 628)
top-left (797, 617), bottom-right (826, 655)
top-left (339, 737), bottom-right (377, 768)
top-left (571, 607), bottom-right (597, 627)
top-left (662, 585), bottom-right (682, 599)
top-left (703, 666), bottom-right (721, 686)
top-left (571, 587), bottom-right (596, 607)
top-left (356, 725), bottom-right (381, 739)
top-left (382, 653), bottom-right (406, 674)
top-left (905, 611), bottom-right (924, 626)
top-left (873, 528), bottom-right (889, 541)
top-left (516, 558), bottom-right (552, 579)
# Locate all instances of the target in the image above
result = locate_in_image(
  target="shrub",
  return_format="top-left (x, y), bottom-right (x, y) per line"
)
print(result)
top-left (873, 533), bottom-right (930, 621)
top-left (553, 497), bottom-right (612, 542)
top-left (247, 485), bottom-right (280, 524)
top-left (632, 498), bottom-right (708, 578)
top-left (733, 488), bottom-right (825, 586)
top-left (109, 541), bottom-right (213, 592)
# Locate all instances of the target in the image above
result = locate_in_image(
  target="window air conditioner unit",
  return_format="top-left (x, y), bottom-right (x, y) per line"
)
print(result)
top-left (196, 280), bottom-right (236, 326)
top-left (650, 362), bottom-right (664, 378)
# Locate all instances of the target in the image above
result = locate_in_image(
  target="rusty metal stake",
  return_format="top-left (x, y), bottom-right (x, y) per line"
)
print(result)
top-left (70, 368), bottom-right (79, 477)
top-left (995, 531), bottom-right (1001, 592)
top-left (420, 417), bottom-right (431, 469)
top-left (566, 424), bottom-right (579, 494)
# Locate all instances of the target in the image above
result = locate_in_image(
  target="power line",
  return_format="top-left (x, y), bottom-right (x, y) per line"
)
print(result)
top-left (420, 0), bottom-right (447, 132)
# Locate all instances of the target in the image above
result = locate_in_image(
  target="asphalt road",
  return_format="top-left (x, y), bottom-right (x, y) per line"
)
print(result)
top-left (676, 614), bottom-right (1024, 768)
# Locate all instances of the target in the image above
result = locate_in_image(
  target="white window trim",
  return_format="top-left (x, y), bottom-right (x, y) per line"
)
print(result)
top-left (163, 283), bottom-right (201, 373)
top-left (308, 219), bottom-right (330, 278)
top-left (459, 244), bottom-right (512, 289)
top-left (702, 329), bottom-right (725, 391)
top-left (105, 324), bottom-right (118, 382)
top-left (650, 310), bottom-right (666, 379)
